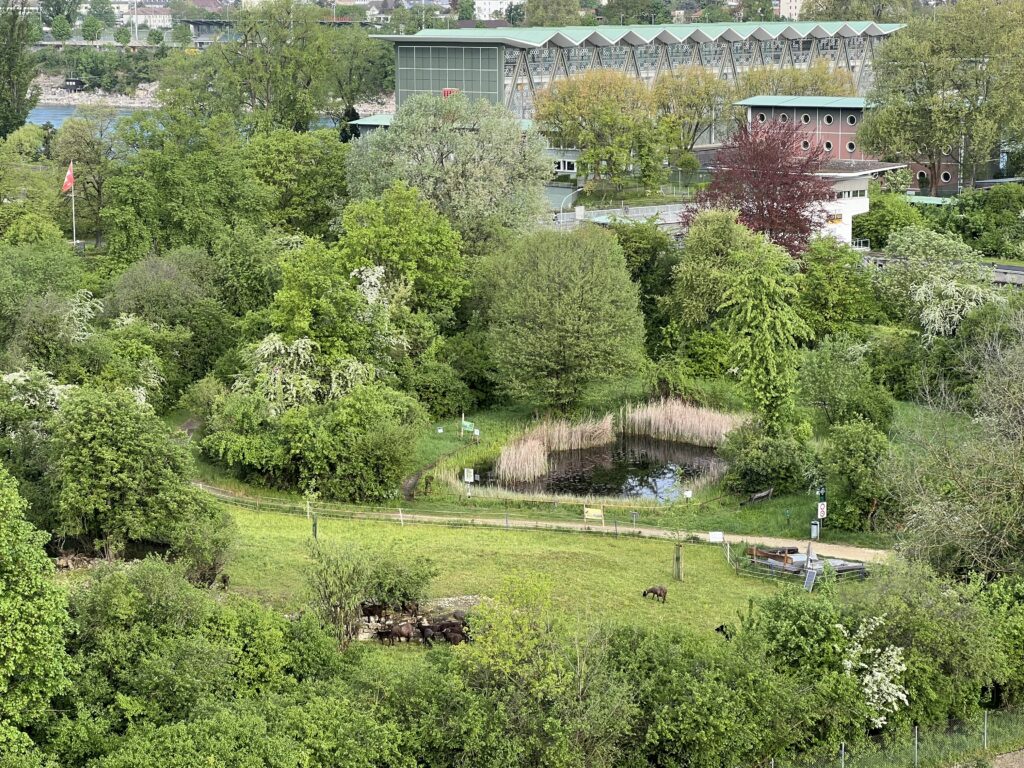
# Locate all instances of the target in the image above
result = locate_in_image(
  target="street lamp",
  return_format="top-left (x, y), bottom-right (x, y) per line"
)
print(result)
top-left (558, 186), bottom-right (581, 223)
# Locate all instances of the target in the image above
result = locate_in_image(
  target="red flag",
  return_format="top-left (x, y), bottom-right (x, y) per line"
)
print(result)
top-left (61, 162), bottom-right (74, 193)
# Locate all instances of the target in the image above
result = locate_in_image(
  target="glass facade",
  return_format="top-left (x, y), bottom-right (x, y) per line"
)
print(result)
top-left (396, 45), bottom-right (503, 106)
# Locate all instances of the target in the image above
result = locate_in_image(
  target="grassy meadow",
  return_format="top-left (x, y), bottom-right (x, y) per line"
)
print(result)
top-left (226, 504), bottom-right (780, 633)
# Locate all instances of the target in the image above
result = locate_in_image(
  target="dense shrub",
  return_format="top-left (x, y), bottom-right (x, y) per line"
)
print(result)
top-left (720, 423), bottom-right (813, 494)
top-left (821, 419), bottom-right (888, 531)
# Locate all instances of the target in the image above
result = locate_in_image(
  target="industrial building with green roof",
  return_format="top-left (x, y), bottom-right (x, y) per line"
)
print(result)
top-left (375, 22), bottom-right (902, 118)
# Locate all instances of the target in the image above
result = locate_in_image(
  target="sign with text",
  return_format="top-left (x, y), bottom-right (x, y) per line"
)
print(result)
top-left (463, 467), bottom-right (475, 484)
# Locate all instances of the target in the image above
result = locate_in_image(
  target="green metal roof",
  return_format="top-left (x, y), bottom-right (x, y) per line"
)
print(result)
top-left (349, 113), bottom-right (393, 127)
top-left (350, 113), bottom-right (536, 132)
top-left (735, 95), bottom-right (866, 109)
top-left (906, 194), bottom-right (953, 205)
top-left (375, 21), bottom-right (903, 48)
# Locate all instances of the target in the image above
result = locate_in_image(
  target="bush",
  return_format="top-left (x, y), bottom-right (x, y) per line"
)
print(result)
top-left (821, 419), bottom-right (888, 531)
top-left (720, 423), bottom-right (813, 494)
top-left (800, 337), bottom-right (896, 432)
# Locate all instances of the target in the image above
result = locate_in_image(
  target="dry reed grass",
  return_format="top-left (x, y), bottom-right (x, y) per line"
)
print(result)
top-left (619, 398), bottom-right (744, 447)
top-left (494, 415), bottom-right (615, 482)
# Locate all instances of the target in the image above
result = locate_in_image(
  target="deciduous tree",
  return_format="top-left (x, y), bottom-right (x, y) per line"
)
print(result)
top-left (535, 69), bottom-right (666, 193)
top-left (0, 0), bottom-right (41, 139)
top-left (860, 0), bottom-right (1024, 193)
top-left (347, 93), bottom-right (549, 247)
top-left (524, 0), bottom-right (579, 24)
top-left (690, 120), bottom-right (834, 256)
top-left (653, 66), bottom-right (733, 157)
top-left (485, 226), bottom-right (646, 411)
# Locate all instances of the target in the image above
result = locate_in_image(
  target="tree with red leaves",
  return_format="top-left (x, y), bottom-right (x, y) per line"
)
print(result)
top-left (687, 120), bottom-right (835, 256)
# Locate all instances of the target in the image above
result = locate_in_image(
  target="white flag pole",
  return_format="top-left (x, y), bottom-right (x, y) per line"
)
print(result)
top-left (69, 160), bottom-right (77, 247)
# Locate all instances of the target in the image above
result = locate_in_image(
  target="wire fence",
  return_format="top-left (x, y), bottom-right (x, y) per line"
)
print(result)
top-left (769, 709), bottom-right (1024, 767)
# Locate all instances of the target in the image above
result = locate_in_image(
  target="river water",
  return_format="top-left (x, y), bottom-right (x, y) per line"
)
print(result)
top-left (28, 104), bottom-right (137, 127)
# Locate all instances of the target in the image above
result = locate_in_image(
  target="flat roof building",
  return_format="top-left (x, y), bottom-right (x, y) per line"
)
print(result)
top-left (375, 22), bottom-right (902, 117)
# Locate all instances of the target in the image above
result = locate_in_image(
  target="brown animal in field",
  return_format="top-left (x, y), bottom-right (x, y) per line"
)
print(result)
top-left (361, 602), bottom-right (386, 623)
top-left (642, 585), bottom-right (668, 603)
top-left (441, 628), bottom-right (466, 645)
top-left (386, 622), bottom-right (415, 645)
top-left (417, 621), bottom-right (436, 647)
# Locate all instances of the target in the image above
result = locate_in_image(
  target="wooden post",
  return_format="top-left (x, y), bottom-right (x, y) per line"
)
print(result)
top-left (673, 543), bottom-right (682, 581)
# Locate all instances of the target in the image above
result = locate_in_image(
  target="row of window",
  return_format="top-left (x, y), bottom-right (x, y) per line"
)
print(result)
top-left (756, 112), bottom-right (858, 126)
top-left (801, 139), bottom-right (858, 153)
top-left (553, 159), bottom-right (577, 173)
top-left (918, 170), bottom-right (954, 183)
top-left (834, 189), bottom-right (867, 199)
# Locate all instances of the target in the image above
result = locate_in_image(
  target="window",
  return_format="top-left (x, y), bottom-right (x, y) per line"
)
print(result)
top-left (553, 160), bottom-right (577, 173)
top-left (847, 114), bottom-right (857, 126)
top-left (801, 140), bottom-right (810, 150)
top-left (847, 141), bottom-right (856, 153)
top-left (756, 112), bottom-right (767, 123)
top-left (824, 141), bottom-right (833, 152)
top-left (941, 171), bottom-right (952, 183)
top-left (824, 114), bottom-right (834, 125)
top-left (801, 113), bottom-right (810, 124)
top-left (917, 170), bottom-right (928, 181)
top-left (779, 112), bottom-right (789, 123)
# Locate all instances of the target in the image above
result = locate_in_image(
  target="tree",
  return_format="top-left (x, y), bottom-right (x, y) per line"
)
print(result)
top-left (50, 13), bottom-right (71, 40)
top-left (535, 69), bottom-right (666, 192)
top-left (851, 186), bottom-right (925, 250)
top-left (800, 0), bottom-right (910, 22)
top-left (653, 66), bottom-right (733, 158)
top-left (146, 26), bottom-right (163, 45)
top-left (524, 0), bottom-right (579, 24)
top-left (860, 0), bottom-right (1024, 194)
top-left (160, 0), bottom-right (331, 131)
top-left (347, 93), bottom-right (549, 247)
top-left (52, 106), bottom-right (120, 245)
top-left (329, 26), bottom-right (393, 110)
top-left (607, 219), bottom-right (678, 351)
top-left (113, 24), bottom-right (130, 44)
top-left (0, 0), bottom-right (41, 140)
top-left (800, 337), bottom-right (896, 431)
top-left (719, 237), bottom-right (810, 432)
top-left (48, 386), bottom-right (223, 559)
top-left (41, 0), bottom-right (78, 25)
top-left (458, 0), bottom-right (474, 18)
top-left (247, 128), bottom-right (350, 239)
top-left (341, 183), bottom-right (465, 328)
top-left (878, 226), bottom-right (1001, 339)
top-left (690, 121), bottom-right (834, 256)
top-left (733, 61), bottom-right (855, 101)
top-left (505, 1), bottom-right (524, 22)
top-left (0, 463), bottom-right (69, 753)
top-left (601, 0), bottom-right (670, 24)
top-left (797, 237), bottom-right (879, 339)
top-left (485, 226), bottom-right (646, 411)
top-left (80, 14), bottom-right (102, 40)
top-left (89, 0), bottom-right (116, 25)
top-left (170, 21), bottom-right (191, 46)
top-left (823, 419), bottom-right (888, 531)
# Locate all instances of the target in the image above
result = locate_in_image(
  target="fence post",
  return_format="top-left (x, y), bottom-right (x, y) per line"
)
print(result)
top-left (840, 741), bottom-right (845, 768)
top-left (614, 519), bottom-right (618, 537)
top-left (914, 725), bottom-right (918, 768)
top-left (984, 710), bottom-right (988, 751)
top-left (312, 510), bottom-right (318, 541)
top-left (398, 508), bottom-right (404, 527)
top-left (673, 543), bottom-right (682, 581)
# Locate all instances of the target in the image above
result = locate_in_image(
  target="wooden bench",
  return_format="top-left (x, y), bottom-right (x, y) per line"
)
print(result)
top-left (583, 507), bottom-right (604, 526)
top-left (740, 487), bottom-right (774, 506)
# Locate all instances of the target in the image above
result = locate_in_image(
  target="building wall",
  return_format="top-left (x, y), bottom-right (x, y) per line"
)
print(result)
top-left (396, 44), bottom-right (503, 107)
top-left (821, 176), bottom-right (870, 244)
top-left (473, 0), bottom-right (512, 18)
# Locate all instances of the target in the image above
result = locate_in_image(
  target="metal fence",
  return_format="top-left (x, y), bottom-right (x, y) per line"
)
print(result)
top-left (769, 710), bottom-right (1024, 767)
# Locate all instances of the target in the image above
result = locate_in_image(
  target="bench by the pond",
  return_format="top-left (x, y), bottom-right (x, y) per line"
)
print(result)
top-left (583, 507), bottom-right (604, 526)
top-left (740, 488), bottom-right (774, 506)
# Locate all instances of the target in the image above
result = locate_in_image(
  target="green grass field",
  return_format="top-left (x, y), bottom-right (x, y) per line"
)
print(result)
top-left (226, 504), bottom-right (780, 633)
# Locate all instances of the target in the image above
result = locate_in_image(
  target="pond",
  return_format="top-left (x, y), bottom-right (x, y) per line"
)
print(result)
top-left (475, 434), bottom-right (723, 502)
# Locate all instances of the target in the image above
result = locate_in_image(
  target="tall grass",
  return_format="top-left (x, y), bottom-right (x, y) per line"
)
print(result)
top-left (494, 415), bottom-right (615, 482)
top-left (619, 398), bottom-right (744, 448)
top-left (494, 438), bottom-right (548, 483)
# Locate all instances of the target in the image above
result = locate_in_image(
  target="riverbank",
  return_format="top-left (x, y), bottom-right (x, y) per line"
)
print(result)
top-left (33, 74), bottom-right (159, 109)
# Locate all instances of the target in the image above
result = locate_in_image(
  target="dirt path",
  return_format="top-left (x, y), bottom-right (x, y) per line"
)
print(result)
top-left (995, 750), bottom-right (1024, 767)
top-left (377, 510), bottom-right (891, 563)
top-left (198, 481), bottom-right (891, 563)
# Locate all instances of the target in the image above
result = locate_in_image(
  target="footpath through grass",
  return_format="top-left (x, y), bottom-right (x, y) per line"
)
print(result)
top-left (226, 504), bottom-right (779, 632)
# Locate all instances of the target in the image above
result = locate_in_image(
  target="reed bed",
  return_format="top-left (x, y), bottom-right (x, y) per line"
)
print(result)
top-left (494, 415), bottom-right (615, 483)
top-left (493, 437), bottom-right (548, 483)
top-left (535, 414), bottom-right (615, 452)
top-left (619, 398), bottom-right (744, 448)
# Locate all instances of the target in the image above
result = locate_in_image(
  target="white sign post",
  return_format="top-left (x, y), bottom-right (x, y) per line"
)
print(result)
top-left (464, 467), bottom-right (474, 498)
top-left (817, 502), bottom-right (828, 519)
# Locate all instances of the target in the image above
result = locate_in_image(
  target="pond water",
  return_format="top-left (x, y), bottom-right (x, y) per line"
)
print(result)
top-left (476, 435), bottom-right (722, 502)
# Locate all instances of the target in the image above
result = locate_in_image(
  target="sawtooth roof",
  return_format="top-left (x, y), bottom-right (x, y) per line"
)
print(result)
top-left (374, 21), bottom-right (903, 48)
top-left (735, 95), bottom-right (867, 109)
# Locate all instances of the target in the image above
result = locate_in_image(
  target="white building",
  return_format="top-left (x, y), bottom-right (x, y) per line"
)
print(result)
top-left (473, 0), bottom-right (513, 18)
top-left (776, 0), bottom-right (803, 19)
top-left (817, 160), bottom-right (905, 245)
top-left (128, 5), bottom-right (173, 27)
